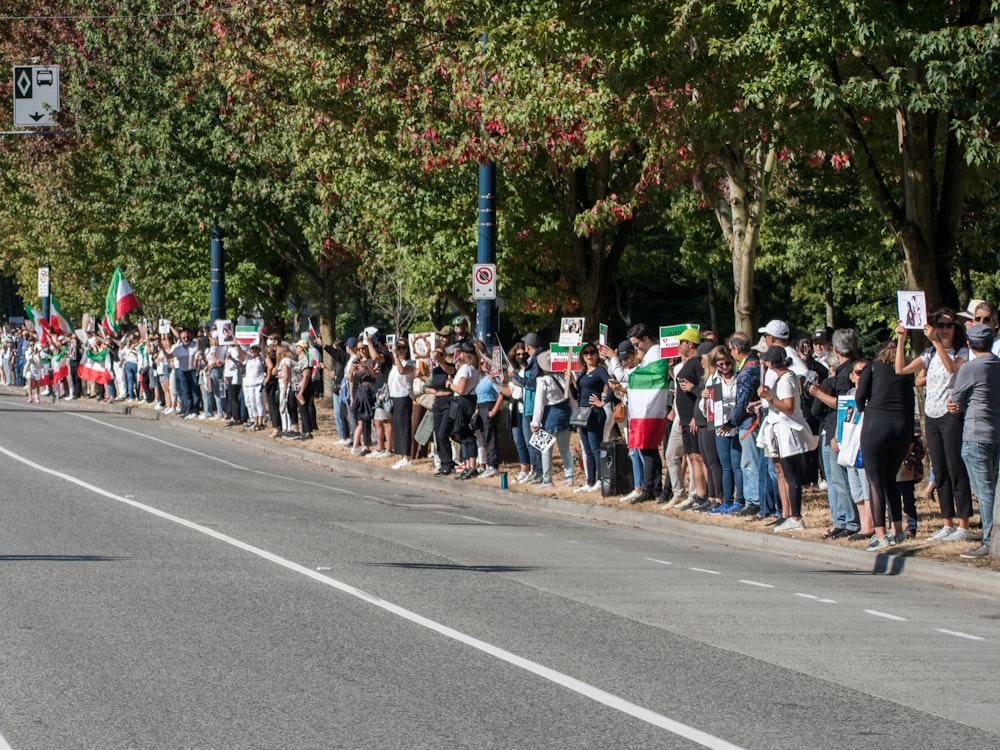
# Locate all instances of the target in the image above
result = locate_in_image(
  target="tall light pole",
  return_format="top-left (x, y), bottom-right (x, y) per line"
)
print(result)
top-left (476, 34), bottom-right (497, 347)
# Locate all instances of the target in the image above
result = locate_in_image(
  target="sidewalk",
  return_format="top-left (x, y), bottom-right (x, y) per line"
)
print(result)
top-left (7, 385), bottom-right (1000, 597)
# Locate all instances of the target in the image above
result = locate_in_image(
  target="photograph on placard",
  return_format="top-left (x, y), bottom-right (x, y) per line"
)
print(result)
top-left (897, 291), bottom-right (927, 329)
top-left (214, 319), bottom-right (234, 344)
top-left (408, 331), bottom-right (436, 361)
top-left (558, 317), bottom-right (584, 347)
top-left (158, 318), bottom-right (171, 335)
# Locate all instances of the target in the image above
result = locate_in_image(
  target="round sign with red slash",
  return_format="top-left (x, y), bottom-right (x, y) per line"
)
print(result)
top-left (472, 263), bottom-right (497, 300)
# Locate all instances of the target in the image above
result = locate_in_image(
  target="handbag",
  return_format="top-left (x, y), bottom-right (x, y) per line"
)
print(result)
top-left (569, 406), bottom-right (594, 428)
top-left (510, 382), bottom-right (524, 401)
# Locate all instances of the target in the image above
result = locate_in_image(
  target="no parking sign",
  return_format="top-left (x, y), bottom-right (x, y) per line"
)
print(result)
top-left (472, 263), bottom-right (496, 300)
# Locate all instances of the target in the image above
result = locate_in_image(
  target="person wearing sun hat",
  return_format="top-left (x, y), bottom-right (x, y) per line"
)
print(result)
top-left (947, 323), bottom-right (1000, 559)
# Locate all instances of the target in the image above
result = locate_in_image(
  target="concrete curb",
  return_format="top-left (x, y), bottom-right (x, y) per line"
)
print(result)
top-left (9, 386), bottom-right (999, 597)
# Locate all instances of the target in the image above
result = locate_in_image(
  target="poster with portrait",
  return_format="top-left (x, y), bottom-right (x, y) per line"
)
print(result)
top-left (214, 319), bottom-right (234, 345)
top-left (897, 291), bottom-right (927, 330)
top-left (659, 324), bottom-right (700, 359)
top-left (408, 331), bottom-right (437, 361)
top-left (559, 317), bottom-right (585, 347)
top-left (836, 395), bottom-right (864, 468)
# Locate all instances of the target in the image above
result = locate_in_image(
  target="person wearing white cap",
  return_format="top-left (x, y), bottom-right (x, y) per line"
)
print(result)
top-left (757, 320), bottom-right (810, 378)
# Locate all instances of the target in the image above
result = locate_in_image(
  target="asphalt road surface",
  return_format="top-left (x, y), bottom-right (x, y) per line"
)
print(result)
top-left (1, 396), bottom-right (999, 749)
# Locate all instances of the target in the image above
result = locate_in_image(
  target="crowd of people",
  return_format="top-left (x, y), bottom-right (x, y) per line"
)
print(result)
top-left (4, 299), bottom-right (999, 560)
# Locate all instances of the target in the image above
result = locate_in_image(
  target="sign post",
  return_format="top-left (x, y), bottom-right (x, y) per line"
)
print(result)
top-left (38, 266), bottom-right (51, 321)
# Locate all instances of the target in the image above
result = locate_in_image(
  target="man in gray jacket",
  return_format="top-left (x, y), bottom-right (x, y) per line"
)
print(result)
top-left (947, 324), bottom-right (1000, 558)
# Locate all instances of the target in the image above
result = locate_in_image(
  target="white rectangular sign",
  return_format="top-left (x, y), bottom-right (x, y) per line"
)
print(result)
top-left (37, 267), bottom-right (50, 297)
top-left (472, 263), bottom-right (496, 300)
top-left (13, 65), bottom-right (60, 127)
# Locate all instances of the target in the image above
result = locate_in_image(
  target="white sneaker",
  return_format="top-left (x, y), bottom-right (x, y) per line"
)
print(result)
top-left (154, 403), bottom-right (163, 410)
top-left (773, 517), bottom-right (805, 533)
top-left (391, 458), bottom-right (412, 470)
top-left (817, 478), bottom-right (828, 491)
top-left (514, 471), bottom-right (529, 484)
top-left (928, 526), bottom-right (955, 542)
top-left (573, 484), bottom-right (591, 493)
top-left (944, 527), bottom-right (969, 542)
top-left (198, 414), bottom-right (208, 420)
top-left (620, 489), bottom-right (641, 503)
top-left (583, 483), bottom-right (601, 492)
top-left (163, 407), bottom-right (175, 415)
top-left (480, 466), bottom-right (497, 479)
top-left (336, 438), bottom-right (352, 446)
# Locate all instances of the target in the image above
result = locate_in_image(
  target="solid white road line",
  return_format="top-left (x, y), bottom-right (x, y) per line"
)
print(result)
top-left (689, 567), bottom-right (722, 575)
top-left (0, 444), bottom-right (746, 750)
top-left (739, 580), bottom-right (775, 588)
top-left (644, 558), bottom-right (673, 566)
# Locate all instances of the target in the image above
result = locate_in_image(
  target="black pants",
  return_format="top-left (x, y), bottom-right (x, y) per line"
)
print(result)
top-left (264, 382), bottom-right (281, 429)
top-left (433, 396), bottom-right (455, 472)
top-left (698, 425), bottom-right (723, 499)
top-left (779, 453), bottom-right (806, 517)
top-left (391, 396), bottom-right (413, 456)
top-left (861, 415), bottom-right (913, 527)
top-left (925, 413), bottom-right (972, 519)
top-left (299, 381), bottom-right (315, 435)
top-left (478, 402), bottom-right (499, 468)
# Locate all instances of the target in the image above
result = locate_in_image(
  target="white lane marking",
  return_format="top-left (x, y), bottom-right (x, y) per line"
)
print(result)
top-left (936, 629), bottom-right (984, 641)
top-left (0, 730), bottom-right (13, 750)
top-left (690, 567), bottom-right (721, 575)
top-left (739, 580), bottom-right (774, 588)
top-left (865, 609), bottom-right (907, 622)
top-left (644, 558), bottom-right (672, 566)
top-left (567, 540), bottom-right (581, 544)
top-left (434, 511), bottom-right (497, 525)
top-left (0, 445), bottom-right (746, 750)
top-left (794, 594), bottom-right (837, 604)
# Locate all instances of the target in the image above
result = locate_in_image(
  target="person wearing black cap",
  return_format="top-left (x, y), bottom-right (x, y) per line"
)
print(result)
top-left (756, 346), bottom-right (819, 533)
top-left (947, 324), bottom-right (1000, 559)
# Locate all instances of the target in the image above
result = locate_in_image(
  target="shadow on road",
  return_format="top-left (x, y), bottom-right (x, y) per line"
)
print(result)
top-left (366, 562), bottom-right (538, 573)
top-left (0, 554), bottom-right (128, 562)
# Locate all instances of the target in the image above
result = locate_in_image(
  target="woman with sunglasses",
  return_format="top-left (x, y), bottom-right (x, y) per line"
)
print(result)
top-left (568, 344), bottom-right (610, 492)
top-left (895, 309), bottom-right (971, 542)
top-left (705, 345), bottom-right (743, 514)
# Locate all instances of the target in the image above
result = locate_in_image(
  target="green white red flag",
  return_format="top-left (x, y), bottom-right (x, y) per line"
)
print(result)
top-left (626, 357), bottom-right (671, 450)
top-left (105, 267), bottom-right (140, 328)
top-left (78, 347), bottom-right (114, 384)
top-left (51, 347), bottom-right (70, 383)
top-left (49, 295), bottom-right (74, 338)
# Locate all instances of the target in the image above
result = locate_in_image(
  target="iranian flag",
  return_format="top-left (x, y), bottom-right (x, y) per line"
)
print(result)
top-left (78, 347), bottom-right (114, 384)
top-left (105, 267), bottom-right (140, 324)
top-left (24, 303), bottom-right (49, 344)
top-left (51, 348), bottom-right (70, 383)
top-left (49, 295), bottom-right (74, 337)
top-left (626, 357), bottom-right (671, 450)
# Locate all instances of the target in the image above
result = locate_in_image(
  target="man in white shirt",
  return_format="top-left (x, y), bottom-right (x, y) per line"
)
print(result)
top-left (167, 326), bottom-right (200, 418)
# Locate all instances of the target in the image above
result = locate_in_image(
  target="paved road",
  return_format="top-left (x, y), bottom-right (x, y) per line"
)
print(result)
top-left (1, 395), bottom-right (998, 749)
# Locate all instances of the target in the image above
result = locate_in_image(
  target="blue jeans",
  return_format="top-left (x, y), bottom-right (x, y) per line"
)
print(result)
top-left (332, 391), bottom-right (349, 439)
top-left (522, 413), bottom-right (541, 473)
top-left (579, 413), bottom-right (606, 485)
top-left (124, 361), bottom-right (138, 399)
top-left (824, 441), bottom-right (860, 532)
top-left (961, 441), bottom-right (1000, 547)
top-left (759, 455), bottom-right (779, 516)
top-left (630, 448), bottom-right (643, 489)
top-left (739, 424), bottom-right (760, 505)
top-left (175, 369), bottom-right (196, 415)
top-left (511, 407), bottom-right (531, 466)
top-left (716, 432), bottom-right (743, 504)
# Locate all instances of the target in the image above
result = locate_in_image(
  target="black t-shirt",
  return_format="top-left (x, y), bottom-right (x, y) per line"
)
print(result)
top-left (674, 357), bottom-right (703, 424)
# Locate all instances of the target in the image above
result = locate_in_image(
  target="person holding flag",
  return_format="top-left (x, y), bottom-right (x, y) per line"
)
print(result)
top-left (626, 323), bottom-right (672, 503)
